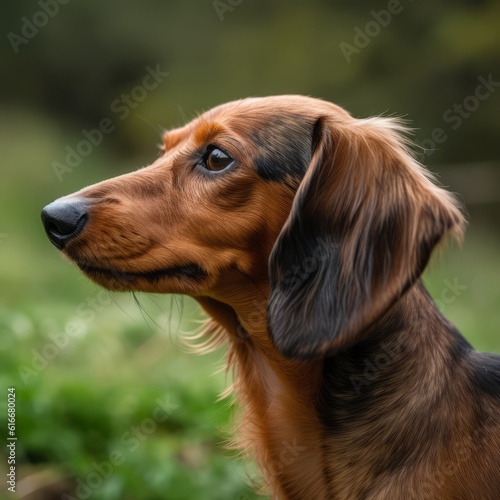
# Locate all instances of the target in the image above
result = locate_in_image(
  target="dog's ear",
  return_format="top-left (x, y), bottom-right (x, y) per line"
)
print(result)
top-left (267, 116), bottom-right (465, 359)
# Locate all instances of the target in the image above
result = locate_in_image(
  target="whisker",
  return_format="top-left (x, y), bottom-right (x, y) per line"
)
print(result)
top-left (132, 292), bottom-right (163, 333)
top-left (110, 294), bottom-right (137, 322)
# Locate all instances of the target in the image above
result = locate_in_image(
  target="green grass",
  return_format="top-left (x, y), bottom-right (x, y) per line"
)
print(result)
top-left (0, 293), bottom-right (259, 499)
top-left (0, 111), bottom-right (498, 499)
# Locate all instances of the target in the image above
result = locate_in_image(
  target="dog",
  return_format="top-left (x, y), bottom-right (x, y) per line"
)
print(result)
top-left (41, 95), bottom-right (500, 499)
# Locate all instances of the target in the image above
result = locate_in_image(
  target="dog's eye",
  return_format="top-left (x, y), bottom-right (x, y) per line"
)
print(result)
top-left (201, 147), bottom-right (234, 172)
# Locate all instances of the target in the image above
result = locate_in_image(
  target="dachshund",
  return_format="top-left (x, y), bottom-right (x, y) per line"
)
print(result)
top-left (41, 95), bottom-right (500, 499)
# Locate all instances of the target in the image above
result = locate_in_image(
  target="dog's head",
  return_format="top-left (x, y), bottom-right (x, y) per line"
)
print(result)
top-left (42, 95), bottom-right (464, 358)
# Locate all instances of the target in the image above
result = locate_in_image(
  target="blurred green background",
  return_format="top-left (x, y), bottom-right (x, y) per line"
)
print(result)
top-left (1, 1), bottom-right (499, 498)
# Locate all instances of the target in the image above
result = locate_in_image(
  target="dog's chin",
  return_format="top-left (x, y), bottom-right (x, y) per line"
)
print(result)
top-left (75, 262), bottom-right (208, 293)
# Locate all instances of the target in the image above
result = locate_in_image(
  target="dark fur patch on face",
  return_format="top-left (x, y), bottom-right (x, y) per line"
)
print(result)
top-left (249, 114), bottom-right (314, 182)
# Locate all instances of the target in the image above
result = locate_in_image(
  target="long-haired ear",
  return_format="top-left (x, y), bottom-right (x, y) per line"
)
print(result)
top-left (267, 116), bottom-right (465, 359)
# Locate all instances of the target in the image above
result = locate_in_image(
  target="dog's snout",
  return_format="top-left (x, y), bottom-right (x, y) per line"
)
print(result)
top-left (41, 199), bottom-right (88, 249)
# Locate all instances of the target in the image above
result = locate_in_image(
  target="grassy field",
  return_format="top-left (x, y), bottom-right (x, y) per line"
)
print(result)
top-left (1, 111), bottom-right (499, 499)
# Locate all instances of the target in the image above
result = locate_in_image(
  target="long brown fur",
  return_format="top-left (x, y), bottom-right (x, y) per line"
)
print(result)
top-left (42, 96), bottom-right (500, 499)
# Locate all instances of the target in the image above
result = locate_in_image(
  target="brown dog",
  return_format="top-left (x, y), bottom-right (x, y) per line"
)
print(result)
top-left (42, 96), bottom-right (500, 499)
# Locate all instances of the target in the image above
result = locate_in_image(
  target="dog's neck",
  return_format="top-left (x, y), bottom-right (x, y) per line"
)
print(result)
top-left (195, 280), bottom-right (472, 497)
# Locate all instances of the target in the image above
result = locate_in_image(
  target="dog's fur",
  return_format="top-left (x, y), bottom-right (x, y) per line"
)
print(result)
top-left (43, 96), bottom-right (500, 499)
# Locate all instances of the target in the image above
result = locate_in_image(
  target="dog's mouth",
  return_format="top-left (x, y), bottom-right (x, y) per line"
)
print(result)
top-left (76, 262), bottom-right (207, 290)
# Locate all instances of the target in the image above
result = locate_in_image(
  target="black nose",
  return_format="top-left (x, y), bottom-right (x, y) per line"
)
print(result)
top-left (41, 199), bottom-right (88, 249)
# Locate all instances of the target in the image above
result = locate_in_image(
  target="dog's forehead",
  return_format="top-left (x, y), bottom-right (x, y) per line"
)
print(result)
top-left (192, 96), bottom-right (321, 144)
top-left (163, 96), bottom-right (349, 148)
top-left (202, 95), bottom-right (330, 121)
top-left (195, 96), bottom-right (352, 140)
